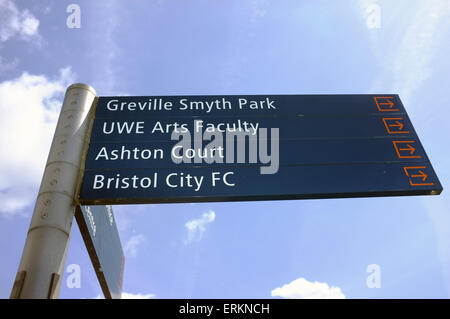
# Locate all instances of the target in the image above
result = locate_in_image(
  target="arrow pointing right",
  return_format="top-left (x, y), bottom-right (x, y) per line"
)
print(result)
top-left (411, 170), bottom-right (428, 182)
top-left (380, 100), bottom-right (395, 108)
top-left (399, 144), bottom-right (415, 155)
top-left (389, 121), bottom-right (404, 131)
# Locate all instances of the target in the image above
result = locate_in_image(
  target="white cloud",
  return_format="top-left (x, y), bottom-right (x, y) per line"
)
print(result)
top-left (271, 277), bottom-right (346, 299)
top-left (124, 234), bottom-right (146, 258)
top-left (0, 67), bottom-right (74, 216)
top-left (121, 292), bottom-right (156, 299)
top-left (184, 210), bottom-right (216, 244)
top-left (0, 0), bottom-right (40, 43)
top-left (94, 292), bottom-right (156, 299)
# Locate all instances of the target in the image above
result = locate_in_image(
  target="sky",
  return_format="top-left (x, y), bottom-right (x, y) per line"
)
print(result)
top-left (0, 0), bottom-right (450, 299)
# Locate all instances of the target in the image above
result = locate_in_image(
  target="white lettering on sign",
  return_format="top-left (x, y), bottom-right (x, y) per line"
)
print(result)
top-left (194, 119), bottom-right (259, 135)
top-left (106, 99), bottom-right (173, 111)
top-left (171, 145), bottom-right (224, 161)
top-left (95, 146), bottom-right (164, 161)
top-left (93, 173), bottom-right (158, 189)
top-left (151, 121), bottom-right (189, 134)
top-left (86, 96), bottom-right (284, 198)
top-left (238, 98), bottom-right (276, 110)
top-left (179, 98), bottom-right (232, 113)
top-left (166, 173), bottom-right (204, 192)
top-left (212, 172), bottom-right (235, 187)
top-left (91, 172), bottom-right (236, 192)
top-left (103, 97), bottom-right (276, 113)
top-left (102, 121), bottom-right (145, 134)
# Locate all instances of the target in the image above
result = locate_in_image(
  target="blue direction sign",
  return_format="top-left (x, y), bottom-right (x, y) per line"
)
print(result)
top-left (79, 95), bottom-right (442, 204)
top-left (75, 205), bottom-right (124, 298)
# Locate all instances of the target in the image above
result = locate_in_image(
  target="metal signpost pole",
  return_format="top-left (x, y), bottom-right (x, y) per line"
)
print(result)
top-left (10, 83), bottom-right (96, 299)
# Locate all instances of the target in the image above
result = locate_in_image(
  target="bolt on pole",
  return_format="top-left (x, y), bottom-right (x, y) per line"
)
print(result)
top-left (10, 83), bottom-right (97, 299)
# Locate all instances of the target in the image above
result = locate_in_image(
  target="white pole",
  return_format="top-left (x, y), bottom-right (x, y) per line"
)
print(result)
top-left (10, 83), bottom-right (97, 299)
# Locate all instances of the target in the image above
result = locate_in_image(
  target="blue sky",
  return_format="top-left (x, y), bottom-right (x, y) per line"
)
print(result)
top-left (0, 0), bottom-right (449, 298)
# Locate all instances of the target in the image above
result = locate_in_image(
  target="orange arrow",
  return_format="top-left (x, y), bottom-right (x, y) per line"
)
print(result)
top-left (411, 170), bottom-right (428, 182)
top-left (399, 144), bottom-right (415, 154)
top-left (389, 121), bottom-right (404, 130)
top-left (380, 100), bottom-right (395, 108)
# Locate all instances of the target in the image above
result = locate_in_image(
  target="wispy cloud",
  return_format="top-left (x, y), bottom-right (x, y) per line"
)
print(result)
top-left (0, 0), bottom-right (40, 43)
top-left (271, 277), bottom-right (345, 299)
top-left (359, 0), bottom-right (450, 103)
top-left (0, 56), bottom-right (18, 72)
top-left (124, 234), bottom-right (146, 258)
top-left (0, 67), bottom-right (74, 217)
top-left (184, 210), bottom-right (216, 244)
top-left (86, 1), bottom-right (121, 95)
top-left (248, 0), bottom-right (268, 22)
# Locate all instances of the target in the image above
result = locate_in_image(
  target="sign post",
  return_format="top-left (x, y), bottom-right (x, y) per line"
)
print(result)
top-left (11, 84), bottom-right (97, 299)
top-left (79, 95), bottom-right (442, 205)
